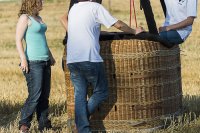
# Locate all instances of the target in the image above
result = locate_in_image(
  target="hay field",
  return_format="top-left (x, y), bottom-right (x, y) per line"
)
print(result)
top-left (0, 0), bottom-right (199, 132)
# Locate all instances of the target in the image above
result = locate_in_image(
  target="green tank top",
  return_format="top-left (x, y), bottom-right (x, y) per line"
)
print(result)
top-left (24, 16), bottom-right (50, 61)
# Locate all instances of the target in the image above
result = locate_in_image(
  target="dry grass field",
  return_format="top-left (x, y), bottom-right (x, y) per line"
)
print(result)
top-left (0, 0), bottom-right (200, 132)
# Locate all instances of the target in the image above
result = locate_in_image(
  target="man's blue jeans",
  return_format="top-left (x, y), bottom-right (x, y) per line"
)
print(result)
top-left (159, 30), bottom-right (184, 46)
top-left (19, 60), bottom-right (51, 131)
top-left (67, 62), bottom-right (108, 133)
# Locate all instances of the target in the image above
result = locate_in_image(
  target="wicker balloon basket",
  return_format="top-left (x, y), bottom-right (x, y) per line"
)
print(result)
top-left (62, 32), bottom-right (183, 132)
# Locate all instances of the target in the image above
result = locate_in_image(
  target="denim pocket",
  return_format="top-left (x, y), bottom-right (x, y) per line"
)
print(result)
top-left (67, 64), bottom-right (78, 78)
top-left (80, 62), bottom-right (98, 76)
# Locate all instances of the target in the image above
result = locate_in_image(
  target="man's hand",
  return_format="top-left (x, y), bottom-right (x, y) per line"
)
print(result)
top-left (135, 27), bottom-right (145, 35)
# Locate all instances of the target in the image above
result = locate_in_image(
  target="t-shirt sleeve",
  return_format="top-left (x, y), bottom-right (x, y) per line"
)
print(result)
top-left (95, 5), bottom-right (118, 28)
top-left (187, 0), bottom-right (197, 17)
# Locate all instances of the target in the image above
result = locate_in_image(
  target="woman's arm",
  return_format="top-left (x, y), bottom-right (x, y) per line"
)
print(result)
top-left (16, 14), bottom-right (29, 73)
top-left (159, 16), bottom-right (195, 32)
top-left (60, 13), bottom-right (68, 31)
top-left (48, 49), bottom-right (56, 66)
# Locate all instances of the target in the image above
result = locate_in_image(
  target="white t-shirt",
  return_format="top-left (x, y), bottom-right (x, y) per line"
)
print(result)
top-left (163, 0), bottom-right (197, 40)
top-left (67, 2), bottom-right (118, 64)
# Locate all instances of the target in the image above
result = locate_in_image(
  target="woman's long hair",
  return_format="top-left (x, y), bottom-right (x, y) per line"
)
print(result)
top-left (18, 0), bottom-right (42, 17)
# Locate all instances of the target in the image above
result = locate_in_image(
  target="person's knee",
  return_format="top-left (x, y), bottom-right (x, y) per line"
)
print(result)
top-left (159, 31), bottom-right (168, 40)
top-left (101, 88), bottom-right (109, 101)
top-left (27, 91), bottom-right (42, 103)
top-left (75, 94), bottom-right (87, 104)
top-left (166, 33), bottom-right (183, 45)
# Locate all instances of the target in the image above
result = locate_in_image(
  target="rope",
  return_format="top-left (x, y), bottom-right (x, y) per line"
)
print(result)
top-left (130, 0), bottom-right (138, 28)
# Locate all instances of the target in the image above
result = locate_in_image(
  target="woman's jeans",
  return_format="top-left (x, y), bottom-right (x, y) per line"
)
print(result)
top-left (19, 60), bottom-right (51, 130)
top-left (159, 30), bottom-right (184, 47)
top-left (67, 62), bottom-right (108, 133)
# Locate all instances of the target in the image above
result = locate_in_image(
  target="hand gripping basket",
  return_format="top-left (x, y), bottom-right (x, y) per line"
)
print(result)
top-left (62, 32), bottom-right (183, 132)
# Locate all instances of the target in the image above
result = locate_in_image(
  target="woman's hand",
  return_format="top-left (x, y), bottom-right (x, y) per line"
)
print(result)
top-left (50, 56), bottom-right (56, 66)
top-left (159, 26), bottom-right (169, 32)
top-left (20, 59), bottom-right (29, 73)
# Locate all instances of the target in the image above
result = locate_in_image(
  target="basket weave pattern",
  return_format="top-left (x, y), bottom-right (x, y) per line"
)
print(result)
top-left (63, 39), bottom-right (182, 131)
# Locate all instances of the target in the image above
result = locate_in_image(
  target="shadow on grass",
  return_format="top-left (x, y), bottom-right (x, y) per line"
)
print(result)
top-left (158, 95), bottom-right (200, 133)
top-left (1, 95), bottom-right (199, 131)
top-left (165, 95), bottom-right (200, 124)
top-left (0, 100), bottom-right (67, 131)
top-left (0, 100), bottom-right (22, 126)
top-left (46, 102), bottom-right (67, 132)
top-left (49, 102), bottom-right (66, 117)
top-left (183, 95), bottom-right (200, 117)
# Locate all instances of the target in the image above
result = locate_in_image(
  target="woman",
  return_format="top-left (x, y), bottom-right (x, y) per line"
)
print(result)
top-left (15, 0), bottom-right (55, 132)
top-left (159, 0), bottom-right (197, 47)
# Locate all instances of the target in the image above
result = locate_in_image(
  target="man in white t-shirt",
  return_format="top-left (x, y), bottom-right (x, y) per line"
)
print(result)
top-left (61, 0), bottom-right (143, 132)
top-left (159, 0), bottom-right (197, 47)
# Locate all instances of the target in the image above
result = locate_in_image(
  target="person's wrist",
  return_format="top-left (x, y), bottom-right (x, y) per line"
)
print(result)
top-left (166, 26), bottom-right (170, 31)
top-left (133, 29), bottom-right (136, 35)
top-left (20, 57), bottom-right (26, 62)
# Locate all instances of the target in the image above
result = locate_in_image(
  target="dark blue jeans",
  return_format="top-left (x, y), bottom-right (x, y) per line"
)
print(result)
top-left (67, 62), bottom-right (108, 133)
top-left (19, 60), bottom-right (51, 130)
top-left (159, 30), bottom-right (184, 46)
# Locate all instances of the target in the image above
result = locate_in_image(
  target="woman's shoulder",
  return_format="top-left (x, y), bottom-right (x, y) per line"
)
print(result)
top-left (37, 15), bottom-right (42, 18)
top-left (18, 14), bottom-right (32, 26)
top-left (37, 15), bottom-right (43, 21)
top-left (19, 14), bottom-right (30, 21)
